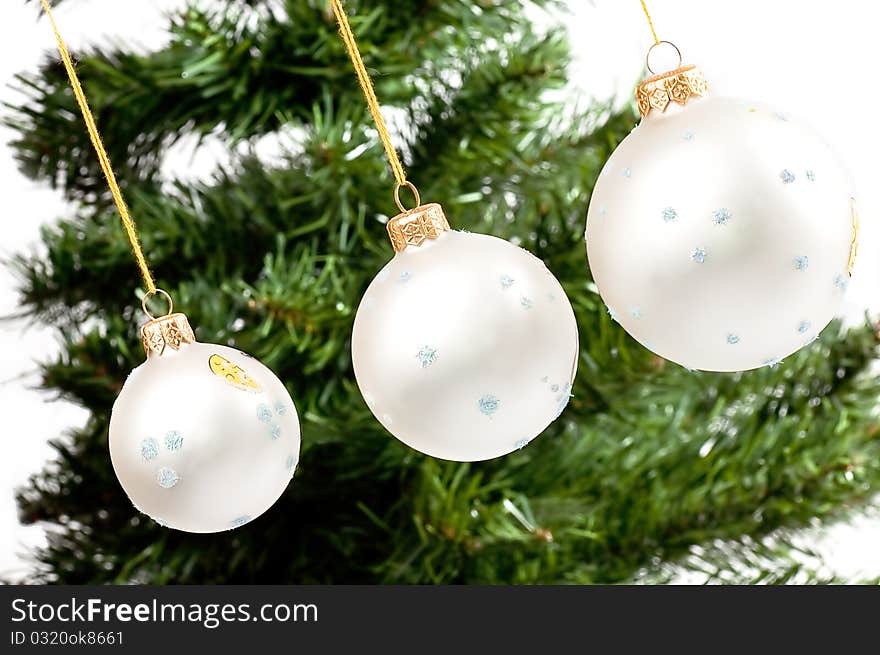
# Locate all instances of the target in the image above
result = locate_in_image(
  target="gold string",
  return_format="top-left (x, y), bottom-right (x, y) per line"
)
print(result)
top-left (39, 0), bottom-right (156, 294)
top-left (329, 0), bottom-right (409, 189)
top-left (639, 0), bottom-right (661, 45)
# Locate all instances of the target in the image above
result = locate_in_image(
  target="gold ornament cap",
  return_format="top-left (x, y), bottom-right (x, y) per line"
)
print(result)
top-left (139, 289), bottom-right (194, 356)
top-left (636, 42), bottom-right (708, 117)
top-left (141, 312), bottom-right (195, 356)
top-left (636, 65), bottom-right (708, 117)
top-left (386, 203), bottom-right (451, 253)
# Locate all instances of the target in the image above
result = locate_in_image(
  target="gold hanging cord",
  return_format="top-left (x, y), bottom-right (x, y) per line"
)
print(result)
top-left (39, 0), bottom-right (173, 314)
top-left (329, 0), bottom-right (419, 213)
top-left (639, 0), bottom-right (660, 45)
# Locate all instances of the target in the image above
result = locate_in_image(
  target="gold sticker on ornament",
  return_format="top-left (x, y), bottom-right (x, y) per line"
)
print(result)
top-left (208, 354), bottom-right (262, 392)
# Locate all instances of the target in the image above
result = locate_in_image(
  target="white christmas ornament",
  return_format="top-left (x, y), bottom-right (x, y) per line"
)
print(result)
top-left (110, 305), bottom-right (301, 533)
top-left (585, 56), bottom-right (857, 372)
top-left (352, 203), bottom-right (579, 462)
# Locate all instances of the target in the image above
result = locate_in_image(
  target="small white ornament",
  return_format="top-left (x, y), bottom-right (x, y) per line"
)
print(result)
top-left (109, 312), bottom-right (300, 532)
top-left (352, 204), bottom-right (578, 461)
top-left (586, 62), bottom-right (856, 372)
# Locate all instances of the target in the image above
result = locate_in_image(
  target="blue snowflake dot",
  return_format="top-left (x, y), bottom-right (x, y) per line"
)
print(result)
top-left (286, 455), bottom-right (297, 472)
top-left (500, 274), bottom-right (515, 289)
top-left (662, 207), bottom-right (677, 222)
top-left (140, 438), bottom-right (159, 461)
top-left (478, 395), bottom-right (500, 416)
top-left (798, 320), bottom-right (811, 334)
top-left (713, 208), bottom-right (732, 225)
top-left (793, 255), bottom-right (809, 271)
top-left (274, 401), bottom-right (287, 416)
top-left (399, 271), bottom-right (412, 283)
top-left (515, 439), bottom-right (528, 450)
top-left (554, 383), bottom-right (573, 418)
top-left (156, 467), bottom-right (180, 489)
top-left (416, 345), bottom-right (438, 368)
top-left (269, 424), bottom-right (282, 440)
top-left (692, 247), bottom-right (707, 264)
top-left (521, 297), bottom-right (534, 310)
top-left (630, 306), bottom-right (642, 319)
top-left (256, 404), bottom-right (273, 423)
top-left (622, 167), bottom-right (632, 178)
top-left (164, 430), bottom-right (183, 452)
top-left (683, 130), bottom-right (695, 141)
top-left (834, 273), bottom-right (849, 291)
top-left (780, 169), bottom-right (796, 184)
top-left (806, 170), bottom-right (816, 182)
top-left (229, 516), bottom-right (252, 529)
top-left (727, 334), bottom-right (741, 345)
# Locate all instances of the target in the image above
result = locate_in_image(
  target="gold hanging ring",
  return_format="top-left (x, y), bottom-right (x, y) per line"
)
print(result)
top-left (141, 288), bottom-right (174, 321)
top-left (645, 40), bottom-right (683, 75)
top-left (393, 181), bottom-right (421, 213)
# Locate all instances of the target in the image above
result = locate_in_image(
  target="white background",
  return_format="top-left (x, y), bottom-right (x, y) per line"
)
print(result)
top-left (1, 0), bottom-right (878, 581)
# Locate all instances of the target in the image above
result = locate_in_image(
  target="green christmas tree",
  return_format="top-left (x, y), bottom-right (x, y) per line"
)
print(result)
top-left (8, 0), bottom-right (880, 584)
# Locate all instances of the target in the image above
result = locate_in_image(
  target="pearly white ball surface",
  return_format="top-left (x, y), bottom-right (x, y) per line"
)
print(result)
top-left (586, 95), bottom-right (855, 372)
top-left (351, 230), bottom-right (579, 462)
top-left (109, 342), bottom-right (300, 532)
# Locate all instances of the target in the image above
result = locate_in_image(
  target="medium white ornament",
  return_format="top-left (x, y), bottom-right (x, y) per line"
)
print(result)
top-left (586, 59), bottom-right (857, 372)
top-left (352, 203), bottom-right (579, 462)
top-left (109, 307), bottom-right (300, 533)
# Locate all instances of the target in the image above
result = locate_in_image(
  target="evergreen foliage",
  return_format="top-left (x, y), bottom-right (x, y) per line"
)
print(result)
top-left (7, 0), bottom-right (879, 583)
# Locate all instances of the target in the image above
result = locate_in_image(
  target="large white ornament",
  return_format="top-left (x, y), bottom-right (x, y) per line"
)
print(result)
top-left (352, 204), bottom-right (579, 462)
top-left (586, 68), bottom-right (856, 372)
top-left (110, 313), bottom-right (300, 533)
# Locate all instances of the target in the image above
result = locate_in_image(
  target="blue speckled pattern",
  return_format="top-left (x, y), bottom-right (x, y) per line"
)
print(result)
top-left (229, 516), bottom-right (252, 529)
top-left (156, 467), bottom-right (180, 489)
top-left (712, 208), bottom-right (732, 226)
top-left (164, 430), bottom-right (183, 452)
top-left (780, 169), bottom-right (796, 184)
top-left (554, 382), bottom-right (573, 418)
top-left (793, 255), bottom-right (809, 271)
top-left (478, 395), bottom-right (500, 416)
top-left (256, 403), bottom-right (273, 423)
top-left (416, 345), bottom-right (438, 368)
top-left (726, 334), bottom-right (741, 345)
top-left (691, 247), bottom-right (707, 264)
top-left (140, 437), bottom-right (159, 461)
